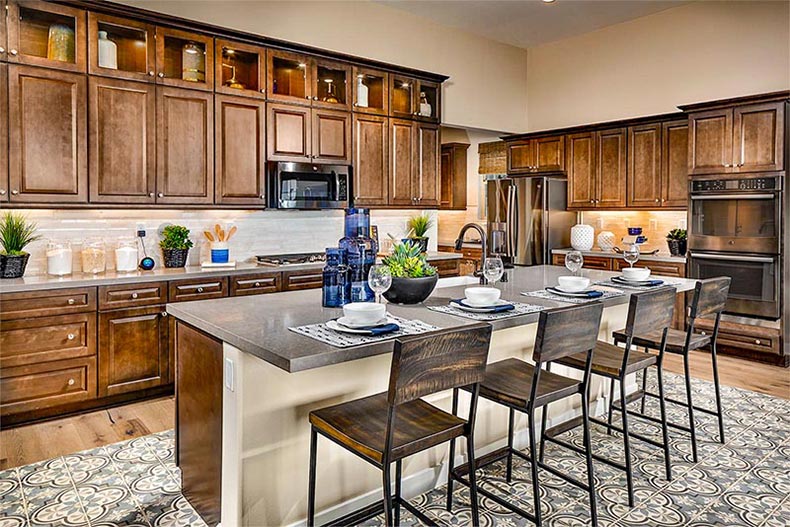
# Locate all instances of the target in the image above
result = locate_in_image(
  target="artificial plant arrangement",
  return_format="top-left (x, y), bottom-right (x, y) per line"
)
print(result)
top-left (0, 212), bottom-right (41, 278)
top-left (404, 213), bottom-right (433, 253)
top-left (666, 228), bottom-right (687, 257)
top-left (381, 241), bottom-right (438, 304)
top-left (160, 224), bottom-right (194, 268)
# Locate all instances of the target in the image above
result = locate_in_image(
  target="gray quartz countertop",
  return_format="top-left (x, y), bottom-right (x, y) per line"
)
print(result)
top-left (552, 248), bottom-right (687, 264)
top-left (166, 265), bottom-right (697, 373)
top-left (0, 252), bottom-right (462, 293)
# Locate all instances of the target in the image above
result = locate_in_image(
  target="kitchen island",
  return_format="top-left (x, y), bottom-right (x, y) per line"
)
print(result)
top-left (166, 265), bottom-right (697, 527)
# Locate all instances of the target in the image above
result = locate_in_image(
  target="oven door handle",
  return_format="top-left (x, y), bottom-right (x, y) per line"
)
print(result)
top-left (690, 252), bottom-right (775, 263)
top-left (690, 194), bottom-right (776, 200)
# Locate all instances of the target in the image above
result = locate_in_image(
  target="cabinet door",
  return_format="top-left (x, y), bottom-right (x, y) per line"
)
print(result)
top-left (688, 108), bottom-right (732, 175)
top-left (566, 132), bottom-right (595, 209)
top-left (353, 113), bottom-right (388, 206)
top-left (156, 86), bottom-right (214, 204)
top-left (661, 120), bottom-right (689, 208)
top-left (352, 66), bottom-right (388, 116)
top-left (89, 77), bottom-right (156, 204)
top-left (733, 102), bottom-right (784, 173)
top-left (627, 123), bottom-right (662, 208)
top-left (88, 12), bottom-right (155, 82)
top-left (8, 65), bottom-right (87, 203)
top-left (99, 305), bottom-right (168, 397)
top-left (267, 102), bottom-right (311, 162)
top-left (414, 79), bottom-right (440, 123)
top-left (0, 0), bottom-right (7, 62)
top-left (312, 108), bottom-right (351, 163)
top-left (6, 1), bottom-right (86, 72)
top-left (312, 58), bottom-right (350, 110)
top-left (440, 147), bottom-right (452, 208)
top-left (596, 128), bottom-right (626, 208)
top-left (155, 26), bottom-right (214, 92)
top-left (507, 140), bottom-right (534, 174)
top-left (0, 63), bottom-right (7, 202)
top-left (389, 118), bottom-right (416, 206)
top-left (534, 135), bottom-right (565, 172)
top-left (215, 39), bottom-right (266, 99)
top-left (267, 49), bottom-right (311, 105)
top-left (215, 94), bottom-right (266, 206)
top-left (415, 122), bottom-right (440, 207)
top-left (390, 75), bottom-right (415, 119)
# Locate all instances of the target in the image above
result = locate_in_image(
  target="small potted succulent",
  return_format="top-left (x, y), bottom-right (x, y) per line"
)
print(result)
top-left (0, 212), bottom-right (40, 279)
top-left (666, 228), bottom-right (687, 257)
top-left (160, 225), bottom-right (193, 268)
top-left (382, 241), bottom-right (438, 304)
top-left (403, 213), bottom-right (433, 253)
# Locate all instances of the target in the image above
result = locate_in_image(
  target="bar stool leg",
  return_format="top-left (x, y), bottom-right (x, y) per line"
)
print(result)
top-left (683, 353), bottom-right (699, 462)
top-left (539, 404), bottom-right (548, 464)
top-left (446, 388), bottom-right (459, 512)
top-left (607, 379), bottom-right (616, 436)
top-left (394, 460), bottom-right (402, 526)
top-left (580, 387), bottom-right (598, 526)
top-left (527, 409), bottom-right (543, 525)
top-left (640, 368), bottom-right (649, 414)
top-left (382, 463), bottom-right (394, 527)
top-left (307, 427), bottom-right (318, 527)
top-left (711, 342), bottom-right (725, 443)
top-left (507, 408), bottom-right (515, 482)
top-left (618, 379), bottom-right (635, 508)
top-left (466, 431), bottom-right (481, 526)
top-left (656, 361), bottom-right (672, 481)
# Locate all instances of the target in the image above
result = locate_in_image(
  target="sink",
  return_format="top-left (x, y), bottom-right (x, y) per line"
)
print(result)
top-left (436, 275), bottom-right (481, 288)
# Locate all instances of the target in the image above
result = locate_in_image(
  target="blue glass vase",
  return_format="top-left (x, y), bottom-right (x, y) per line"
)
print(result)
top-left (339, 208), bottom-right (377, 303)
top-left (322, 248), bottom-right (349, 307)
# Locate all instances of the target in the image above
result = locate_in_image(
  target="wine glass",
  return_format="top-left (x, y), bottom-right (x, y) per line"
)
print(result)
top-left (367, 264), bottom-right (392, 303)
top-left (565, 251), bottom-right (584, 276)
top-left (483, 256), bottom-right (504, 285)
top-left (624, 244), bottom-right (640, 268)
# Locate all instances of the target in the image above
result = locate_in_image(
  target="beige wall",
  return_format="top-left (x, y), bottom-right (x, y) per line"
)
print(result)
top-left (119, 0), bottom-right (529, 132)
top-left (526, 1), bottom-right (790, 131)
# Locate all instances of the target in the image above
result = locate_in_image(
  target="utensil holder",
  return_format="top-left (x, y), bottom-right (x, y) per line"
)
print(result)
top-left (211, 242), bottom-right (229, 263)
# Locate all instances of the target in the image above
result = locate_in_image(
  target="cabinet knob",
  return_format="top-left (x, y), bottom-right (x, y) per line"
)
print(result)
top-left (260, 89), bottom-right (266, 94)
top-left (157, 192), bottom-right (164, 198)
top-left (589, 199), bottom-right (594, 203)
top-left (736, 163), bottom-right (744, 167)
top-left (661, 198), bottom-right (666, 203)
top-left (254, 281), bottom-right (261, 287)
top-left (0, 47), bottom-right (5, 54)
top-left (68, 299), bottom-right (75, 305)
top-left (724, 163), bottom-right (732, 168)
top-left (11, 190), bottom-right (19, 195)
top-left (655, 198), bottom-right (660, 203)
top-left (149, 192), bottom-right (154, 197)
top-left (305, 96), bottom-right (311, 100)
top-left (161, 311), bottom-right (168, 317)
top-left (131, 292), bottom-right (139, 299)
top-left (148, 71), bottom-right (155, 76)
top-left (197, 287), bottom-right (204, 293)
top-left (755, 339), bottom-right (761, 345)
top-left (68, 378), bottom-right (75, 386)
top-left (260, 194), bottom-right (265, 199)
top-left (313, 96), bottom-right (318, 101)
top-left (9, 49), bottom-right (18, 56)
top-left (0, 190), bottom-right (5, 195)
top-left (158, 72), bottom-right (165, 78)
top-left (67, 333), bottom-right (75, 340)
top-left (700, 331), bottom-right (707, 335)
top-left (353, 103), bottom-right (358, 107)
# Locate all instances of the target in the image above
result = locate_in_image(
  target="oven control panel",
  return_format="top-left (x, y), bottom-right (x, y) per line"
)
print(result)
top-left (691, 178), bottom-right (777, 192)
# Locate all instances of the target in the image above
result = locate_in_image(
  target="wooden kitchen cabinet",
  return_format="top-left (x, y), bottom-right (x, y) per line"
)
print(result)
top-left (688, 108), bottom-right (733, 175)
top-left (415, 122), bottom-right (440, 206)
top-left (507, 135), bottom-right (564, 174)
top-left (283, 269), bottom-right (324, 291)
top-left (267, 102), bottom-right (310, 162)
top-left (440, 142), bottom-right (469, 210)
top-left (0, 0), bottom-right (7, 63)
top-left (8, 65), bottom-right (87, 203)
top-left (566, 132), bottom-right (596, 209)
top-left (353, 113), bottom-right (389, 206)
top-left (6, 0), bottom-right (87, 72)
top-left (389, 118), bottom-right (416, 206)
top-left (215, 94), bottom-right (266, 206)
top-left (99, 305), bottom-right (169, 397)
top-left (352, 66), bottom-right (388, 116)
top-left (661, 120), bottom-right (689, 208)
top-left (0, 63), bottom-right (7, 202)
top-left (267, 49), bottom-right (311, 104)
top-left (390, 74), bottom-right (415, 119)
top-left (154, 26), bottom-right (213, 91)
top-left (169, 277), bottom-right (229, 302)
top-left (312, 58), bottom-right (351, 110)
top-left (87, 12), bottom-right (155, 82)
top-left (88, 76), bottom-right (156, 204)
top-left (156, 86), bottom-right (214, 204)
top-left (312, 107), bottom-right (351, 163)
top-left (215, 38), bottom-right (266, 99)
top-left (413, 79), bottom-right (440, 123)
top-left (596, 128), bottom-right (627, 208)
top-left (627, 123), bottom-right (662, 207)
top-left (0, 313), bottom-right (96, 368)
top-left (230, 272), bottom-right (281, 296)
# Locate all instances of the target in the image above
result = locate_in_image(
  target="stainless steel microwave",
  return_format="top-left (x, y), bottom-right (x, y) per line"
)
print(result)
top-left (267, 162), bottom-right (351, 209)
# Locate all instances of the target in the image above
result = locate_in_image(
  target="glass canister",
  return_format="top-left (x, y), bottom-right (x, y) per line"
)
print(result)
top-left (81, 238), bottom-right (106, 274)
top-left (339, 209), bottom-right (377, 303)
top-left (46, 240), bottom-right (73, 276)
top-left (115, 237), bottom-right (139, 272)
top-left (322, 247), bottom-right (349, 308)
top-left (182, 42), bottom-right (206, 83)
top-left (47, 24), bottom-right (75, 63)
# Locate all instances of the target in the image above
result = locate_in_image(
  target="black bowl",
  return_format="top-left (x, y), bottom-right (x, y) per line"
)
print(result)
top-left (383, 275), bottom-right (438, 304)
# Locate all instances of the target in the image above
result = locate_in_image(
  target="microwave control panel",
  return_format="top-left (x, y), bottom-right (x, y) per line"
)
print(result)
top-left (691, 178), bottom-right (777, 192)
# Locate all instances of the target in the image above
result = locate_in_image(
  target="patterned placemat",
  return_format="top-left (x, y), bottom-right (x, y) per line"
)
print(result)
top-left (521, 288), bottom-right (626, 304)
top-left (288, 315), bottom-right (439, 348)
top-left (427, 302), bottom-right (545, 321)
top-left (594, 278), bottom-right (683, 290)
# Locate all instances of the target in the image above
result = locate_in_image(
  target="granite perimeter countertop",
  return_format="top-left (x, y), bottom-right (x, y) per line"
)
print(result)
top-left (552, 248), bottom-right (687, 264)
top-left (166, 265), bottom-right (697, 373)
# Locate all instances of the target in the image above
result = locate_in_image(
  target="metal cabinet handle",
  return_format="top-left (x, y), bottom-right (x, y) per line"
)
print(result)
top-left (0, 190), bottom-right (6, 196)
top-left (700, 331), bottom-right (707, 335)
top-left (149, 192), bottom-right (154, 197)
top-left (0, 47), bottom-right (5, 54)
top-left (9, 49), bottom-right (18, 56)
top-left (161, 311), bottom-right (168, 317)
top-left (131, 292), bottom-right (139, 299)
top-left (254, 281), bottom-right (261, 287)
top-left (148, 71), bottom-right (155, 76)
top-left (313, 96), bottom-right (318, 101)
top-left (158, 72), bottom-right (165, 78)
top-left (68, 299), bottom-right (75, 305)
top-left (11, 190), bottom-right (19, 195)
top-left (157, 192), bottom-right (164, 198)
top-left (197, 287), bottom-right (204, 293)
top-left (68, 378), bottom-right (75, 386)
top-left (755, 339), bottom-right (761, 345)
top-left (67, 333), bottom-right (75, 340)
top-left (736, 163), bottom-right (744, 167)
top-left (260, 89), bottom-right (265, 94)
top-left (655, 198), bottom-right (660, 203)
top-left (305, 95), bottom-right (311, 100)
top-left (260, 194), bottom-right (265, 199)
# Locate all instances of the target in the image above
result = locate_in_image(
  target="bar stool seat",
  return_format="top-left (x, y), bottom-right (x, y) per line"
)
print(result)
top-left (612, 327), bottom-right (711, 353)
top-left (557, 341), bottom-right (657, 377)
top-left (477, 358), bottom-right (582, 407)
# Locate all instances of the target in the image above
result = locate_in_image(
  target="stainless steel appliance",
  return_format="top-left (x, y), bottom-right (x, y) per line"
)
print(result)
top-left (256, 252), bottom-right (326, 267)
top-left (267, 162), bottom-right (350, 209)
top-left (485, 174), bottom-right (575, 266)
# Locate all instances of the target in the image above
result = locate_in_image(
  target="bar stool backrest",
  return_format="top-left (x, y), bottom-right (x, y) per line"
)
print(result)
top-left (625, 287), bottom-right (677, 338)
top-left (388, 323), bottom-right (493, 406)
top-left (689, 277), bottom-right (731, 320)
top-left (532, 303), bottom-right (604, 364)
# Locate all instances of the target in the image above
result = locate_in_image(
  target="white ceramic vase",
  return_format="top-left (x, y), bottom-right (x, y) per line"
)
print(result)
top-left (597, 231), bottom-right (616, 251)
top-left (97, 31), bottom-right (118, 70)
top-left (356, 76), bottom-right (369, 108)
top-left (570, 224), bottom-right (594, 251)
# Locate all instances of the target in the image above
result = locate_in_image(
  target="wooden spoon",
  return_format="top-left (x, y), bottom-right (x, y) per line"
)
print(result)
top-left (204, 230), bottom-right (215, 242)
top-left (226, 226), bottom-right (237, 240)
top-left (215, 224), bottom-right (222, 241)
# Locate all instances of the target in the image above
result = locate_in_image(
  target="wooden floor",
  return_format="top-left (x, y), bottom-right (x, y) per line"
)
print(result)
top-left (1, 353), bottom-right (787, 470)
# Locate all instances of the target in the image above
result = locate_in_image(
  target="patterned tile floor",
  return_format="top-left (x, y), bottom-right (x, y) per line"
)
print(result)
top-left (1, 372), bottom-right (788, 526)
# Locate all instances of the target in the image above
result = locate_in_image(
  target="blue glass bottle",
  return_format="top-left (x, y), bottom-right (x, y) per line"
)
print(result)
top-left (339, 208), bottom-right (377, 302)
top-left (322, 248), bottom-right (349, 307)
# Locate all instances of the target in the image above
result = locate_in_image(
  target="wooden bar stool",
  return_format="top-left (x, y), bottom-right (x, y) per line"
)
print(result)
top-left (612, 277), bottom-right (731, 463)
top-left (447, 302), bottom-right (604, 526)
top-left (307, 323), bottom-right (493, 527)
top-left (549, 287), bottom-right (676, 508)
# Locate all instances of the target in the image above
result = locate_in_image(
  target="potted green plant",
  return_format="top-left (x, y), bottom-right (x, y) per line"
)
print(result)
top-left (0, 212), bottom-right (40, 279)
top-left (382, 241), bottom-right (438, 304)
top-left (160, 225), bottom-right (194, 268)
top-left (666, 228), bottom-right (687, 257)
top-left (403, 213), bottom-right (433, 253)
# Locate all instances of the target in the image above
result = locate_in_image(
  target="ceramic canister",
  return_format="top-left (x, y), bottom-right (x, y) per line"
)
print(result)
top-left (570, 224), bottom-right (595, 251)
top-left (597, 231), bottom-right (616, 251)
top-left (211, 241), bottom-right (229, 263)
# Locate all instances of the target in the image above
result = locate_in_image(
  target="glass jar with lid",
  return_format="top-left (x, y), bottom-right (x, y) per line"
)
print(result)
top-left (47, 240), bottom-right (73, 276)
top-left (115, 237), bottom-right (139, 272)
top-left (81, 238), bottom-right (106, 274)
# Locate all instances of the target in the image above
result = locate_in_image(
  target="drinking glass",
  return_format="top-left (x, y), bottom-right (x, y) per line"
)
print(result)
top-left (367, 264), bottom-right (392, 303)
top-left (483, 256), bottom-right (504, 284)
top-left (565, 251), bottom-right (584, 276)
top-left (624, 244), bottom-right (640, 268)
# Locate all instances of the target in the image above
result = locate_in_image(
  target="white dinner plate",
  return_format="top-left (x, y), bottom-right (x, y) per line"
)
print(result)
top-left (336, 316), bottom-right (390, 329)
top-left (545, 287), bottom-right (598, 298)
top-left (326, 319), bottom-right (396, 335)
top-left (616, 274), bottom-right (652, 283)
top-left (554, 284), bottom-right (592, 294)
top-left (450, 299), bottom-right (513, 313)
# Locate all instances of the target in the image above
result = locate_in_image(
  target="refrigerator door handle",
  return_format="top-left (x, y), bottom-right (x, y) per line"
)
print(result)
top-left (509, 184), bottom-right (518, 258)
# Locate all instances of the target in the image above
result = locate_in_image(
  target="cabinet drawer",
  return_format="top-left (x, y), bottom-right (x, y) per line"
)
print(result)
top-left (613, 258), bottom-right (685, 277)
top-left (581, 256), bottom-right (612, 271)
top-left (230, 273), bottom-right (281, 296)
top-left (99, 282), bottom-right (168, 310)
top-left (168, 277), bottom-right (229, 302)
top-left (696, 319), bottom-right (780, 356)
top-left (1, 287), bottom-right (96, 320)
top-left (283, 270), bottom-right (324, 291)
top-left (1, 314), bottom-right (96, 368)
top-left (0, 357), bottom-right (97, 416)
top-left (460, 247), bottom-right (483, 260)
top-left (431, 259), bottom-right (461, 278)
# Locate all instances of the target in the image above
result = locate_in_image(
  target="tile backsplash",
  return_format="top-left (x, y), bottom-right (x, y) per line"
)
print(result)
top-left (579, 210), bottom-right (687, 253)
top-left (13, 209), bottom-right (438, 276)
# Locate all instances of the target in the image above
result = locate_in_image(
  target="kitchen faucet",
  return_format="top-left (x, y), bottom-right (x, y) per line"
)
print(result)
top-left (455, 223), bottom-right (489, 284)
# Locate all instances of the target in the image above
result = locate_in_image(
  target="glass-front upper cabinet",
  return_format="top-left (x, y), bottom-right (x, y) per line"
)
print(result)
top-left (6, 0), bottom-right (86, 72)
top-left (267, 49), bottom-right (312, 104)
top-left (215, 39), bottom-right (266, 99)
top-left (312, 59), bottom-right (350, 109)
top-left (390, 74), bottom-right (414, 119)
top-left (155, 26), bottom-right (214, 91)
top-left (352, 66), bottom-right (388, 116)
top-left (88, 13), bottom-right (155, 82)
top-left (414, 79), bottom-right (440, 122)
top-left (1, 1), bottom-right (8, 62)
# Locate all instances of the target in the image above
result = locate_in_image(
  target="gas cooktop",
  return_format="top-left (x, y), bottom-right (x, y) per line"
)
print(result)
top-left (256, 252), bottom-right (326, 267)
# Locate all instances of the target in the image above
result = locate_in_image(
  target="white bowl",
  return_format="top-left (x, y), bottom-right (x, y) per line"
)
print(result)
top-left (621, 267), bottom-right (651, 281)
top-left (342, 302), bottom-right (386, 325)
top-left (464, 287), bottom-right (501, 306)
top-left (557, 276), bottom-right (590, 292)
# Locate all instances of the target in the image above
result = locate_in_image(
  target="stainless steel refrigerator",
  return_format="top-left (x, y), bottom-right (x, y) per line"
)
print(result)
top-left (486, 174), bottom-right (576, 266)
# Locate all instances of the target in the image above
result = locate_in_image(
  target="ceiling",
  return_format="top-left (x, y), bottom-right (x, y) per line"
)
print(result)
top-left (375, 0), bottom-right (688, 49)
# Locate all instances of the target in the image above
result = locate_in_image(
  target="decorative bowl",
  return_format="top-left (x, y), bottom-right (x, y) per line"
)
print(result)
top-left (621, 267), bottom-right (651, 281)
top-left (342, 302), bottom-right (386, 325)
top-left (557, 276), bottom-right (590, 292)
top-left (383, 275), bottom-right (438, 305)
top-left (464, 287), bottom-right (501, 306)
